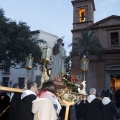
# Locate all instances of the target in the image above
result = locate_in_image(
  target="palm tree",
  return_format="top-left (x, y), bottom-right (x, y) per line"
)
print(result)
top-left (69, 30), bottom-right (103, 59)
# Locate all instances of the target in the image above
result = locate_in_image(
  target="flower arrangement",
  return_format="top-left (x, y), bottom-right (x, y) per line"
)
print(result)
top-left (62, 75), bottom-right (79, 92)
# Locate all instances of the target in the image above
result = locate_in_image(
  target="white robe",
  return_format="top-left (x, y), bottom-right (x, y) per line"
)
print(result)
top-left (50, 44), bottom-right (66, 80)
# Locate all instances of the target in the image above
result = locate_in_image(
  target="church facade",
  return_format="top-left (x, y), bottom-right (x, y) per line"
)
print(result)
top-left (71, 0), bottom-right (120, 93)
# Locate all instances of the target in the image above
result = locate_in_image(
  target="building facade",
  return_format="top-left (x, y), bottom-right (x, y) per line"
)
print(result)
top-left (71, 0), bottom-right (120, 93)
top-left (0, 30), bottom-right (58, 88)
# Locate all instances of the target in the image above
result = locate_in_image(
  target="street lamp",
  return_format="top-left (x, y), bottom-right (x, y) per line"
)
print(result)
top-left (41, 46), bottom-right (52, 86)
top-left (24, 54), bottom-right (34, 89)
top-left (80, 55), bottom-right (89, 80)
top-left (78, 55), bottom-right (89, 95)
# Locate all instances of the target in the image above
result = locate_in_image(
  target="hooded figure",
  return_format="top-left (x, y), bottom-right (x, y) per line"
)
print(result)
top-left (32, 98), bottom-right (57, 120)
top-left (18, 82), bottom-right (37, 120)
top-left (50, 38), bottom-right (66, 80)
top-left (85, 88), bottom-right (103, 120)
top-left (75, 100), bottom-right (86, 120)
top-left (101, 97), bottom-right (120, 120)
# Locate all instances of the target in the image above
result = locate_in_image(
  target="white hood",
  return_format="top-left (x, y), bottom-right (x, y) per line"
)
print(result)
top-left (21, 90), bottom-right (36, 99)
top-left (87, 95), bottom-right (96, 103)
top-left (102, 97), bottom-right (111, 105)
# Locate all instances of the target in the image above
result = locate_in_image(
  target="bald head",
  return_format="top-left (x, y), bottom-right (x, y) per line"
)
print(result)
top-left (89, 88), bottom-right (96, 95)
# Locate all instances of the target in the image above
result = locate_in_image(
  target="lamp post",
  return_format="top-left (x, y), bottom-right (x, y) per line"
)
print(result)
top-left (79, 55), bottom-right (89, 96)
top-left (80, 55), bottom-right (89, 81)
top-left (41, 46), bottom-right (51, 86)
top-left (24, 54), bottom-right (34, 89)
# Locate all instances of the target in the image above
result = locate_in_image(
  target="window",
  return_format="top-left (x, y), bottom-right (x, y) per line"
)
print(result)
top-left (110, 32), bottom-right (119, 46)
top-left (79, 8), bottom-right (86, 22)
top-left (18, 78), bottom-right (25, 89)
top-left (2, 77), bottom-right (9, 87)
top-left (35, 75), bottom-right (41, 87)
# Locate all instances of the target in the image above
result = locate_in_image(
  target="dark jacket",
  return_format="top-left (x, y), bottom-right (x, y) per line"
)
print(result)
top-left (18, 90), bottom-right (37, 120)
top-left (0, 92), bottom-right (10, 120)
top-left (115, 89), bottom-right (120, 108)
top-left (101, 97), bottom-right (120, 120)
top-left (75, 100), bottom-right (86, 120)
top-left (85, 95), bottom-right (103, 120)
top-left (9, 92), bottom-right (21, 120)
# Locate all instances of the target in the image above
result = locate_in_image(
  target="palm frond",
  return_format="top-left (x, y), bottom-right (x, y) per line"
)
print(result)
top-left (69, 30), bottom-right (104, 59)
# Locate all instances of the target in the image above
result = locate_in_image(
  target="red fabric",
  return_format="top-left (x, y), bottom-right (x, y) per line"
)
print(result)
top-left (39, 90), bottom-right (58, 99)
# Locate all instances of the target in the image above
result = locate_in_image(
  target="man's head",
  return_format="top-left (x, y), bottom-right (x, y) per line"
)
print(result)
top-left (13, 83), bottom-right (19, 88)
top-left (27, 82), bottom-right (37, 93)
top-left (89, 88), bottom-right (96, 95)
top-left (57, 38), bottom-right (63, 44)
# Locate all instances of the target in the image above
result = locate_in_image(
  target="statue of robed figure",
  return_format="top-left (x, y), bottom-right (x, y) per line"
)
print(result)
top-left (50, 38), bottom-right (66, 82)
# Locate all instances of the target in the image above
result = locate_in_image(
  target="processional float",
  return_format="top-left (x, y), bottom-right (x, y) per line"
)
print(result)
top-left (40, 47), bottom-right (89, 120)
top-left (0, 46), bottom-right (89, 120)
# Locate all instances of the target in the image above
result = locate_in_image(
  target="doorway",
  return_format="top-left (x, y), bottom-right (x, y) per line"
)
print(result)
top-left (106, 65), bottom-right (120, 91)
top-left (110, 76), bottom-right (120, 91)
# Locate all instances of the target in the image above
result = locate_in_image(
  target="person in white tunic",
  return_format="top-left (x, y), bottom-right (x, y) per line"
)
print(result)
top-left (50, 38), bottom-right (66, 81)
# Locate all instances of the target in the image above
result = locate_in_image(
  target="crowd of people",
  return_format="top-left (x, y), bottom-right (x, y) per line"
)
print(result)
top-left (0, 81), bottom-right (62, 120)
top-left (75, 88), bottom-right (120, 120)
top-left (0, 82), bottom-right (120, 120)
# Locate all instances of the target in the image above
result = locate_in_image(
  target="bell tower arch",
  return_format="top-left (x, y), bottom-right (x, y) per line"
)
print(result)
top-left (72, 0), bottom-right (95, 31)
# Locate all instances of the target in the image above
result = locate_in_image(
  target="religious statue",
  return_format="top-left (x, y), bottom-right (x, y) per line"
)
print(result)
top-left (50, 38), bottom-right (66, 82)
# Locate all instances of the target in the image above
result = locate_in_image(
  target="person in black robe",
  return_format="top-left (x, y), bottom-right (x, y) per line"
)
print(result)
top-left (18, 82), bottom-right (37, 120)
top-left (101, 94), bottom-right (120, 120)
top-left (9, 83), bottom-right (21, 120)
top-left (0, 92), bottom-right (10, 120)
top-left (75, 100), bottom-right (86, 120)
top-left (115, 88), bottom-right (120, 108)
top-left (85, 88), bottom-right (104, 120)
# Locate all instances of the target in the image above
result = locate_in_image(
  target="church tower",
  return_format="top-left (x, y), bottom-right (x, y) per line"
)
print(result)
top-left (71, 0), bottom-right (95, 34)
top-left (71, 0), bottom-right (96, 80)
